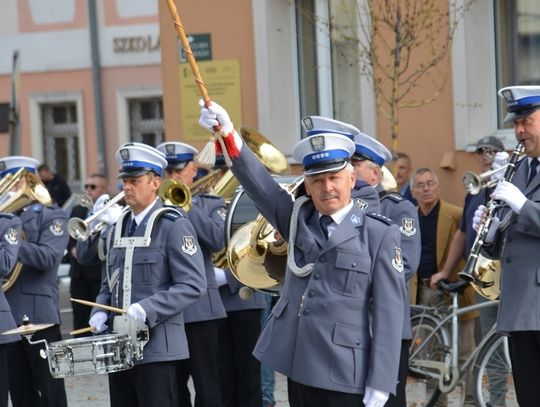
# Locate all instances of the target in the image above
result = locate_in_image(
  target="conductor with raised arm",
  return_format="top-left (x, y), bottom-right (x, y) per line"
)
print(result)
top-left (198, 102), bottom-right (406, 407)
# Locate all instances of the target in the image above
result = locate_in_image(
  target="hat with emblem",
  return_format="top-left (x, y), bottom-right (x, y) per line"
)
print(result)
top-left (115, 142), bottom-right (167, 178)
top-left (302, 115), bottom-right (361, 138)
top-left (475, 135), bottom-right (504, 153)
top-left (0, 156), bottom-right (39, 177)
top-left (156, 141), bottom-right (199, 170)
top-left (292, 133), bottom-right (355, 176)
top-left (348, 131), bottom-right (392, 166)
top-left (498, 85), bottom-right (540, 123)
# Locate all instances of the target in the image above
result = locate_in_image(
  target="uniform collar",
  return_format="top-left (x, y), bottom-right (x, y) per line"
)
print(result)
top-left (320, 200), bottom-right (354, 225)
top-left (131, 198), bottom-right (159, 226)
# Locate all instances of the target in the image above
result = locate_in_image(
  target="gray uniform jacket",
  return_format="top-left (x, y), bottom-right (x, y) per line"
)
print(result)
top-left (375, 185), bottom-right (421, 339)
top-left (78, 200), bottom-right (207, 364)
top-left (0, 214), bottom-right (22, 344)
top-left (219, 270), bottom-right (267, 312)
top-left (485, 158), bottom-right (540, 333)
top-left (183, 194), bottom-right (227, 323)
top-left (232, 147), bottom-right (406, 395)
top-left (6, 204), bottom-right (68, 325)
top-left (352, 180), bottom-right (380, 213)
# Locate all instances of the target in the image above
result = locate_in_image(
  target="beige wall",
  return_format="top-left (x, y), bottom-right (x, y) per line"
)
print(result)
top-left (159, 0), bottom-right (258, 153)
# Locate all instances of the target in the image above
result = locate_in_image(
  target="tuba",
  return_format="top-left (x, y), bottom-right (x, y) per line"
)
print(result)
top-left (226, 177), bottom-right (304, 294)
top-left (2, 170), bottom-right (53, 291)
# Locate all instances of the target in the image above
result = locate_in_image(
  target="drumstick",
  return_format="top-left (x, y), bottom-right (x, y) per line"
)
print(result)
top-left (70, 298), bottom-right (126, 314)
top-left (70, 326), bottom-right (95, 336)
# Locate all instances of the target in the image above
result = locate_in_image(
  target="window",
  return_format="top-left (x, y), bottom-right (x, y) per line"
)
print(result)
top-left (41, 102), bottom-right (80, 188)
top-left (495, 0), bottom-right (540, 126)
top-left (128, 97), bottom-right (164, 146)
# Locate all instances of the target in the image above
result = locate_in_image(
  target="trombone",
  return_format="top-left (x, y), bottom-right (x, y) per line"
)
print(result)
top-left (68, 192), bottom-right (126, 241)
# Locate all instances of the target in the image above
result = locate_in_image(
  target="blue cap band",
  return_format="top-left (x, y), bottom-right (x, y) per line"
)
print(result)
top-left (509, 95), bottom-right (540, 111)
top-left (306, 129), bottom-right (355, 138)
top-left (303, 149), bottom-right (349, 169)
top-left (354, 145), bottom-right (385, 166)
top-left (122, 160), bottom-right (162, 176)
top-left (1, 167), bottom-right (36, 177)
top-left (165, 153), bottom-right (194, 162)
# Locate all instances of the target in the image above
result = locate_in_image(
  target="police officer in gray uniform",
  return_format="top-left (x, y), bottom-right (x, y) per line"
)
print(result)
top-left (303, 117), bottom-right (420, 407)
top-left (156, 141), bottom-right (227, 407)
top-left (475, 85), bottom-right (540, 407)
top-left (3, 156), bottom-right (69, 407)
top-left (78, 143), bottom-right (207, 407)
top-left (0, 213), bottom-right (22, 407)
top-left (199, 102), bottom-right (406, 407)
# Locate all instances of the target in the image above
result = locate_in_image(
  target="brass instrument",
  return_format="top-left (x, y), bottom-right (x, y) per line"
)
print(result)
top-left (459, 142), bottom-right (524, 298)
top-left (227, 177), bottom-right (304, 294)
top-left (61, 193), bottom-right (93, 213)
top-left (159, 179), bottom-right (191, 210)
top-left (68, 192), bottom-right (126, 241)
top-left (2, 170), bottom-right (53, 291)
top-left (462, 166), bottom-right (510, 195)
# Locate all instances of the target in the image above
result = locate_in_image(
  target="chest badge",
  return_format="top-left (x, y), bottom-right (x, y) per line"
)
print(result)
top-left (181, 235), bottom-right (198, 256)
top-left (399, 217), bottom-right (417, 237)
top-left (392, 247), bottom-right (404, 273)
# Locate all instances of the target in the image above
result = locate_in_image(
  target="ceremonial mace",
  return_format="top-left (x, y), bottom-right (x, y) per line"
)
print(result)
top-left (164, 0), bottom-right (235, 167)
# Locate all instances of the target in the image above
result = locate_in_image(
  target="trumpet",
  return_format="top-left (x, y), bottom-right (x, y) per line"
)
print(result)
top-left (462, 166), bottom-right (509, 195)
top-left (459, 142), bottom-right (524, 291)
top-left (68, 192), bottom-right (125, 241)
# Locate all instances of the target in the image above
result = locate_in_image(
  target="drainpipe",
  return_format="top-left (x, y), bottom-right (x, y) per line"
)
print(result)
top-left (88, 0), bottom-right (107, 175)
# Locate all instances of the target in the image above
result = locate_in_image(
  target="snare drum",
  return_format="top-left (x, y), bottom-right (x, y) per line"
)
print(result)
top-left (46, 333), bottom-right (133, 378)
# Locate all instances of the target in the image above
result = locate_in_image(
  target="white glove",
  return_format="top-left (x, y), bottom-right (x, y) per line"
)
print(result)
top-left (198, 99), bottom-right (235, 134)
top-left (92, 194), bottom-right (110, 214)
top-left (492, 180), bottom-right (528, 214)
top-left (214, 267), bottom-right (228, 287)
top-left (490, 151), bottom-right (510, 182)
top-left (472, 205), bottom-right (488, 232)
top-left (95, 203), bottom-right (123, 226)
top-left (363, 387), bottom-right (389, 407)
top-left (89, 311), bottom-right (108, 333)
top-left (127, 303), bottom-right (146, 322)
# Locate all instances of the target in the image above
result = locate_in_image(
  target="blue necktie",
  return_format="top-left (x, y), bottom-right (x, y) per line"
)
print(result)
top-left (127, 218), bottom-right (137, 237)
top-left (527, 159), bottom-right (538, 186)
top-left (319, 215), bottom-right (333, 239)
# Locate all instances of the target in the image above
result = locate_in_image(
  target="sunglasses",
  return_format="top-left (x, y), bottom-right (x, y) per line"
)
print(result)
top-left (84, 184), bottom-right (97, 190)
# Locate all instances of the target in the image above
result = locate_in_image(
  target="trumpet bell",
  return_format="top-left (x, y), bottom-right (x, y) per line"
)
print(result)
top-left (159, 179), bottom-right (191, 210)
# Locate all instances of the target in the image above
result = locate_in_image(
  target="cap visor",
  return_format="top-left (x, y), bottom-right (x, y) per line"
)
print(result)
top-left (303, 160), bottom-right (348, 176)
top-left (118, 169), bottom-right (153, 178)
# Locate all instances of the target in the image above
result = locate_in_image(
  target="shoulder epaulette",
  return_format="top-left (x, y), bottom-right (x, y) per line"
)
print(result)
top-left (365, 211), bottom-right (392, 225)
top-left (0, 212), bottom-right (15, 219)
top-left (378, 190), bottom-right (404, 203)
top-left (199, 193), bottom-right (221, 200)
top-left (161, 209), bottom-right (183, 221)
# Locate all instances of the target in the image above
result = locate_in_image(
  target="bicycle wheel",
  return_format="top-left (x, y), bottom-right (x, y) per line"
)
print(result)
top-left (407, 315), bottom-right (449, 407)
top-left (474, 333), bottom-right (517, 407)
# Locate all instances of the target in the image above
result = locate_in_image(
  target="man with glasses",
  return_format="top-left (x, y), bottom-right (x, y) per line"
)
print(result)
top-left (411, 167), bottom-right (478, 406)
top-left (430, 136), bottom-right (507, 406)
top-left (67, 174), bottom-right (111, 336)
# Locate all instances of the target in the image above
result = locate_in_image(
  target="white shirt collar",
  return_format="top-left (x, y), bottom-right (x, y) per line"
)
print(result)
top-left (319, 200), bottom-right (354, 225)
top-left (131, 197), bottom-right (159, 226)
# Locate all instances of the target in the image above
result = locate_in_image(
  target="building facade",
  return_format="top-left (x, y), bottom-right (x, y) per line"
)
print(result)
top-left (0, 0), bottom-right (537, 202)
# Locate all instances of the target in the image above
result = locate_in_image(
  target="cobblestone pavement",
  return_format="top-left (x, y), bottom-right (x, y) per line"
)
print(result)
top-left (20, 371), bottom-right (463, 407)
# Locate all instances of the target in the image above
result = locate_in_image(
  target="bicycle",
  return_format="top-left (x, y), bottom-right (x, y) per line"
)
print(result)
top-left (406, 280), bottom-right (517, 407)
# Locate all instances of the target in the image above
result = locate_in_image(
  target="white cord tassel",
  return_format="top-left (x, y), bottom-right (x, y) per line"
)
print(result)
top-left (196, 135), bottom-right (217, 167)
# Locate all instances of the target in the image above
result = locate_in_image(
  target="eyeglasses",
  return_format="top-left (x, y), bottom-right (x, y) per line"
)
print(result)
top-left (84, 184), bottom-right (97, 190)
top-left (414, 181), bottom-right (437, 190)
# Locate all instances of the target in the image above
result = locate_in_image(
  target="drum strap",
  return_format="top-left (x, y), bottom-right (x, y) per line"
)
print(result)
top-left (112, 207), bottom-right (179, 310)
